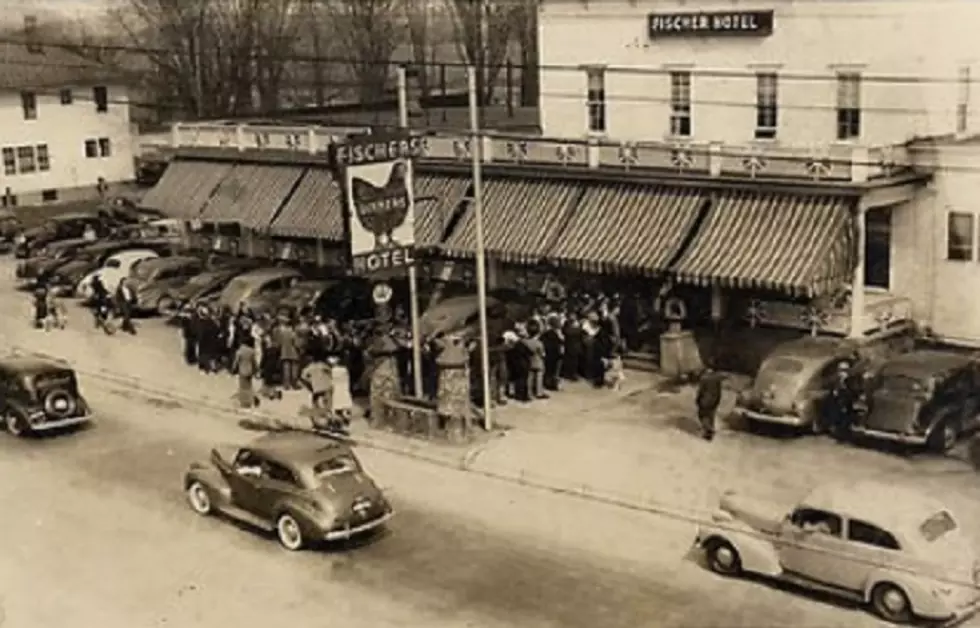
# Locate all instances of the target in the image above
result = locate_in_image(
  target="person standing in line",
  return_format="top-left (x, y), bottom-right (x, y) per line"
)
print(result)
top-left (231, 336), bottom-right (259, 409)
top-left (276, 320), bottom-right (300, 390)
top-left (524, 321), bottom-right (548, 400)
top-left (259, 332), bottom-right (282, 400)
top-left (695, 366), bottom-right (724, 442)
top-left (178, 306), bottom-right (199, 365)
top-left (561, 311), bottom-right (582, 382)
top-left (541, 314), bottom-right (564, 392)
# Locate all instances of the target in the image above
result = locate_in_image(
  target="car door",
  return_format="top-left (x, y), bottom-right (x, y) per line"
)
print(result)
top-left (777, 507), bottom-right (849, 586)
top-left (255, 461), bottom-right (304, 520)
top-left (841, 518), bottom-right (902, 592)
top-left (224, 448), bottom-right (270, 515)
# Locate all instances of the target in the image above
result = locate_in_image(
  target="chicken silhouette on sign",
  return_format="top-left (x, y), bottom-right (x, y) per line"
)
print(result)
top-left (349, 160), bottom-right (411, 250)
top-left (342, 158), bottom-right (416, 274)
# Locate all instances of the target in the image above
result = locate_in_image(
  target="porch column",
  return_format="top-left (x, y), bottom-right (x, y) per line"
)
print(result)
top-left (849, 205), bottom-right (867, 339)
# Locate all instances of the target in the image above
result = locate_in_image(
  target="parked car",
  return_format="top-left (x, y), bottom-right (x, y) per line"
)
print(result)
top-left (249, 278), bottom-right (378, 322)
top-left (13, 212), bottom-right (112, 258)
top-left (734, 337), bottom-right (857, 433)
top-left (420, 294), bottom-right (531, 344)
top-left (0, 356), bottom-right (93, 436)
top-left (75, 249), bottom-right (161, 300)
top-left (0, 208), bottom-right (20, 243)
top-left (15, 237), bottom-right (92, 286)
top-left (851, 350), bottom-right (980, 453)
top-left (111, 218), bottom-right (185, 245)
top-left (695, 480), bottom-right (980, 624)
top-left (44, 240), bottom-right (175, 295)
top-left (183, 432), bottom-right (393, 550)
top-left (215, 267), bottom-right (303, 312)
top-left (129, 255), bottom-right (206, 314)
top-left (160, 261), bottom-right (263, 318)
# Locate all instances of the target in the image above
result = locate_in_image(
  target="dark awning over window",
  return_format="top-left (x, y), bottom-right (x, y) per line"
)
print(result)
top-left (140, 160), bottom-right (233, 219)
top-left (198, 164), bottom-right (303, 228)
top-left (672, 190), bottom-right (855, 297)
top-left (267, 169), bottom-right (345, 241)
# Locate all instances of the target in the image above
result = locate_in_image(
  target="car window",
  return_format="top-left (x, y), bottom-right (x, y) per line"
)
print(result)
top-left (104, 259), bottom-right (121, 269)
top-left (920, 511), bottom-right (958, 542)
top-left (763, 356), bottom-right (805, 374)
top-left (880, 374), bottom-right (926, 394)
top-left (848, 519), bottom-right (900, 550)
top-left (312, 454), bottom-right (359, 481)
top-left (791, 508), bottom-right (843, 537)
top-left (265, 461), bottom-right (300, 486)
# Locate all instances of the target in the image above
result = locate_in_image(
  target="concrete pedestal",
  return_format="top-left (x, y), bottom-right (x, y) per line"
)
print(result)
top-left (367, 333), bottom-right (400, 429)
top-left (436, 335), bottom-right (473, 442)
top-left (660, 328), bottom-right (703, 382)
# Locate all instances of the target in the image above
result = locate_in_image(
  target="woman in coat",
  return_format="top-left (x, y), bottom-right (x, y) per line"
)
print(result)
top-left (328, 355), bottom-right (354, 426)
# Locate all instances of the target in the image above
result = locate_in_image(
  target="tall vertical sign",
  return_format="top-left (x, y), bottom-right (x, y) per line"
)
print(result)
top-left (333, 133), bottom-right (424, 275)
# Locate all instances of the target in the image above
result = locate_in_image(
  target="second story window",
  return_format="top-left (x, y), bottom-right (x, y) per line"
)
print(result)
top-left (585, 68), bottom-right (606, 133)
top-left (93, 85), bottom-right (108, 113)
top-left (98, 138), bottom-right (112, 157)
top-left (669, 71), bottom-right (692, 137)
top-left (36, 144), bottom-right (49, 171)
top-left (958, 66), bottom-right (971, 133)
top-left (836, 72), bottom-right (862, 140)
top-left (2, 148), bottom-right (14, 176)
top-left (755, 73), bottom-right (778, 139)
top-left (947, 211), bottom-right (975, 261)
top-left (84, 139), bottom-right (98, 158)
top-left (21, 91), bottom-right (36, 120)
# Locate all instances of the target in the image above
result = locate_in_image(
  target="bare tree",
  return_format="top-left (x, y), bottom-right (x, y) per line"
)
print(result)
top-left (320, 0), bottom-right (402, 104)
top-left (444, 0), bottom-right (516, 104)
top-left (509, 0), bottom-right (538, 106)
top-left (402, 0), bottom-right (431, 100)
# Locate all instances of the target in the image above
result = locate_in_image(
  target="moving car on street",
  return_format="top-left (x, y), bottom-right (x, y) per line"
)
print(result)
top-left (76, 249), bottom-right (160, 300)
top-left (13, 212), bottom-right (112, 258)
top-left (695, 480), bottom-right (980, 624)
top-left (734, 337), bottom-right (854, 434)
top-left (0, 356), bottom-right (93, 436)
top-left (851, 350), bottom-right (980, 453)
top-left (128, 255), bottom-right (205, 314)
top-left (215, 267), bottom-right (302, 312)
top-left (0, 208), bottom-right (20, 246)
top-left (184, 432), bottom-right (393, 550)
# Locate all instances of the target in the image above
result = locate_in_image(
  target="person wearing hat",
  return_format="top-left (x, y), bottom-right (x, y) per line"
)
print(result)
top-left (541, 314), bottom-right (564, 392)
top-left (830, 360), bottom-right (858, 441)
top-left (231, 335), bottom-right (259, 409)
top-left (695, 365), bottom-right (724, 441)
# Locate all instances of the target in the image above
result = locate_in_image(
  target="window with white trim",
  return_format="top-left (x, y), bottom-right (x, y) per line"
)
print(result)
top-left (755, 72), bottom-right (778, 139)
top-left (669, 71), bottom-right (692, 137)
top-left (947, 212), bottom-right (974, 261)
top-left (585, 68), bottom-right (606, 133)
top-left (957, 66), bottom-right (971, 133)
top-left (836, 72), bottom-right (862, 140)
top-left (16, 146), bottom-right (35, 174)
top-left (1, 148), bottom-right (14, 176)
top-left (36, 144), bottom-right (49, 171)
top-left (20, 91), bottom-right (36, 120)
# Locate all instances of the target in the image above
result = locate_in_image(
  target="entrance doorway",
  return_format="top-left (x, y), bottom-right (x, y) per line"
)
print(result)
top-left (865, 208), bottom-right (892, 290)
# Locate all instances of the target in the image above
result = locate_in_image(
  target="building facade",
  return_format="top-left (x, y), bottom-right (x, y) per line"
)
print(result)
top-left (0, 28), bottom-right (134, 208)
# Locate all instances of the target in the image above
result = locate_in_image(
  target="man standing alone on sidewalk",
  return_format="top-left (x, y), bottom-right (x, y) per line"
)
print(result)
top-left (276, 320), bottom-right (300, 390)
top-left (231, 336), bottom-right (259, 409)
top-left (695, 366), bottom-right (724, 441)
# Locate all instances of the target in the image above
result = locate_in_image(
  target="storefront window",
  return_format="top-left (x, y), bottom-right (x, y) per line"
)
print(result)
top-left (947, 212), bottom-right (975, 261)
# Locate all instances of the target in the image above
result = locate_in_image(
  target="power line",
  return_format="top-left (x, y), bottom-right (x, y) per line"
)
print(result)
top-left (4, 35), bottom-right (980, 86)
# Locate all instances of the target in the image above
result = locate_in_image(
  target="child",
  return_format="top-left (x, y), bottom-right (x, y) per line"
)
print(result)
top-left (604, 353), bottom-right (626, 391)
top-left (45, 289), bottom-right (66, 330)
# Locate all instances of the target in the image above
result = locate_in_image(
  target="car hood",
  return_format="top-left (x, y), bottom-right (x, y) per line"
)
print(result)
top-left (863, 392), bottom-right (922, 432)
top-left (718, 491), bottom-right (784, 535)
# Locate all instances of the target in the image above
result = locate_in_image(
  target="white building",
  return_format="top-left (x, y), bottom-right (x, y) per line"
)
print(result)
top-left (0, 22), bottom-right (134, 208)
top-left (539, 0), bottom-right (979, 146)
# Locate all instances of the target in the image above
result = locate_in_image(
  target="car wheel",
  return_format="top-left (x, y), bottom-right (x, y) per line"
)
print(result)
top-left (4, 413), bottom-right (27, 437)
top-left (871, 582), bottom-right (912, 624)
top-left (705, 538), bottom-right (742, 576)
top-left (930, 420), bottom-right (959, 454)
top-left (187, 482), bottom-right (213, 515)
top-left (276, 513), bottom-right (306, 551)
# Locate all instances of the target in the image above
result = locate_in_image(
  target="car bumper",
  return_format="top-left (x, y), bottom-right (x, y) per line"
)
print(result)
top-left (323, 510), bottom-right (393, 541)
top-left (28, 413), bottom-right (92, 432)
top-left (933, 594), bottom-right (980, 626)
top-left (736, 407), bottom-right (808, 427)
top-left (849, 425), bottom-right (927, 445)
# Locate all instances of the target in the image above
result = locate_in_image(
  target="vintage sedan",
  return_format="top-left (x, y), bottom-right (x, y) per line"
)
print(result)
top-left (0, 356), bottom-right (93, 436)
top-left (184, 432), bottom-right (393, 550)
top-left (13, 212), bottom-right (111, 258)
top-left (851, 351), bottom-right (980, 453)
top-left (734, 337), bottom-right (855, 433)
top-left (0, 207), bottom-right (20, 243)
top-left (421, 294), bottom-right (530, 344)
top-left (160, 261), bottom-right (262, 318)
top-left (695, 480), bottom-right (980, 624)
top-left (249, 278), bottom-right (379, 321)
top-left (76, 249), bottom-right (161, 300)
top-left (129, 255), bottom-right (205, 314)
top-left (15, 237), bottom-right (92, 285)
top-left (215, 267), bottom-right (302, 312)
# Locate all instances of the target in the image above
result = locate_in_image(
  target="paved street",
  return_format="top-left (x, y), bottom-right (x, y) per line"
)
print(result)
top-left (0, 259), bottom-right (978, 627)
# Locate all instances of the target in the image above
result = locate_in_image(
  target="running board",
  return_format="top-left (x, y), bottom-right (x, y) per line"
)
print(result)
top-left (219, 505), bottom-right (274, 532)
top-left (780, 571), bottom-right (864, 603)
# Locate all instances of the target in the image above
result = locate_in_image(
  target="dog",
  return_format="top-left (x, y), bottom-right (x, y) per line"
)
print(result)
top-left (603, 355), bottom-right (626, 391)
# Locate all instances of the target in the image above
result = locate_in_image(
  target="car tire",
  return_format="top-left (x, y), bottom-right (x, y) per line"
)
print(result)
top-left (186, 482), bottom-right (213, 516)
top-left (704, 538), bottom-right (742, 576)
top-left (276, 513), bottom-right (306, 551)
top-left (870, 582), bottom-right (912, 624)
top-left (4, 412), bottom-right (27, 437)
top-left (929, 419), bottom-right (958, 454)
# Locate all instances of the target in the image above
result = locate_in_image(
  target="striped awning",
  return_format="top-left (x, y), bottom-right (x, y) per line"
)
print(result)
top-left (546, 182), bottom-right (704, 275)
top-left (441, 177), bottom-right (582, 264)
top-left (413, 173), bottom-right (470, 247)
top-left (139, 160), bottom-right (233, 219)
top-left (199, 164), bottom-right (304, 228)
top-left (672, 190), bottom-right (855, 297)
top-left (267, 168), bottom-right (345, 241)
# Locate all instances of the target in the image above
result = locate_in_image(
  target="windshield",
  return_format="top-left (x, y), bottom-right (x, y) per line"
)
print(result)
top-left (920, 510), bottom-right (957, 542)
top-left (312, 454), bottom-right (358, 480)
top-left (223, 277), bottom-right (251, 302)
top-left (761, 356), bottom-right (805, 375)
top-left (285, 283), bottom-right (323, 302)
top-left (879, 374), bottom-right (926, 394)
top-left (189, 271), bottom-right (222, 286)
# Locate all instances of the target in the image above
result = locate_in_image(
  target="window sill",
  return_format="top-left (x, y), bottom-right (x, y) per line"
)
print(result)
top-left (664, 134), bottom-right (694, 143)
top-left (751, 135), bottom-right (779, 144)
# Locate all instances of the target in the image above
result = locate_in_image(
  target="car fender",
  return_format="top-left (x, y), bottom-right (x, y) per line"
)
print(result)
top-left (3, 399), bottom-right (35, 421)
top-left (275, 499), bottom-right (331, 535)
top-left (864, 570), bottom-right (935, 612)
top-left (184, 465), bottom-right (233, 508)
top-left (699, 517), bottom-right (782, 577)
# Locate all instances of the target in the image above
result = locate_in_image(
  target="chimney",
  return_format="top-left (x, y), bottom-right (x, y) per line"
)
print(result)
top-left (24, 15), bottom-right (40, 54)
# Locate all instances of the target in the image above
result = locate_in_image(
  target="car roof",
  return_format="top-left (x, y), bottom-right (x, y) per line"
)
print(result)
top-left (771, 336), bottom-right (845, 359)
top-left (109, 248), bottom-right (158, 259)
top-left (0, 355), bottom-right (71, 376)
top-left (802, 480), bottom-right (947, 532)
top-left (47, 237), bottom-right (91, 249)
top-left (50, 211), bottom-right (98, 221)
top-left (879, 350), bottom-right (974, 380)
top-left (138, 255), bottom-right (200, 269)
top-left (247, 432), bottom-right (348, 468)
top-left (233, 267), bottom-right (301, 282)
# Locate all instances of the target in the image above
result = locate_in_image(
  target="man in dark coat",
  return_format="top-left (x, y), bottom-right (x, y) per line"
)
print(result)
top-left (696, 367), bottom-right (724, 441)
top-left (561, 312), bottom-right (582, 381)
top-left (179, 307), bottom-right (199, 365)
top-left (541, 314), bottom-right (564, 391)
top-left (830, 360), bottom-right (858, 441)
top-left (512, 326), bottom-right (534, 402)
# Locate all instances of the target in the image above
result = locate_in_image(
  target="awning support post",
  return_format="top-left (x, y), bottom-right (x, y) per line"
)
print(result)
top-left (849, 205), bottom-right (867, 339)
